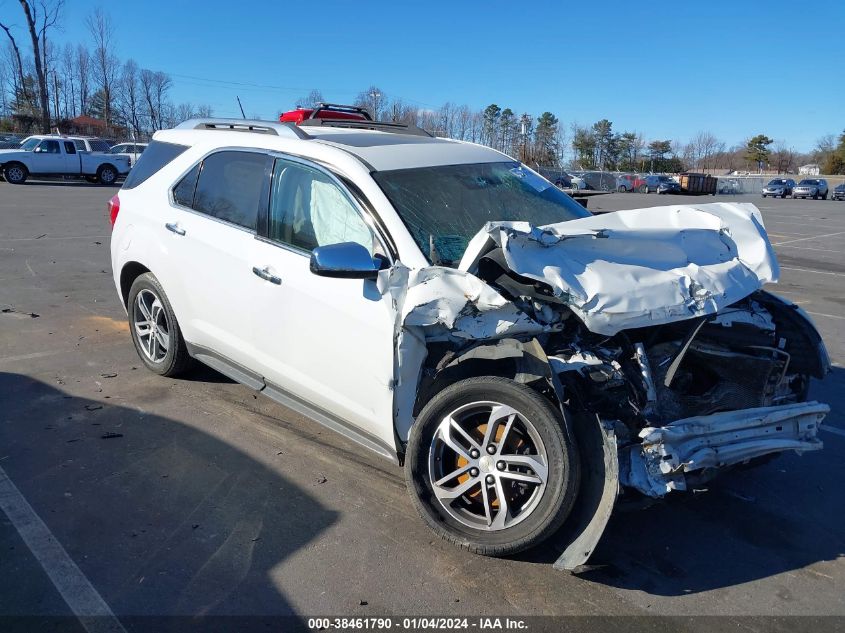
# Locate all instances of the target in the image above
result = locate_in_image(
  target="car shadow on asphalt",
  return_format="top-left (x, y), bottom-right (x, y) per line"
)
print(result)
top-left (523, 367), bottom-right (845, 595)
top-left (0, 371), bottom-right (337, 628)
top-left (181, 363), bottom-right (237, 384)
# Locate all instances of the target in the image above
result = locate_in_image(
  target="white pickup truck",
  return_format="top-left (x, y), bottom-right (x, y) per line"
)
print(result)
top-left (0, 135), bottom-right (130, 185)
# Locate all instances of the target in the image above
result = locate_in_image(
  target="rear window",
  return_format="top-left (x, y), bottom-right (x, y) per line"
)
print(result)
top-left (122, 141), bottom-right (189, 190)
top-left (89, 139), bottom-right (111, 152)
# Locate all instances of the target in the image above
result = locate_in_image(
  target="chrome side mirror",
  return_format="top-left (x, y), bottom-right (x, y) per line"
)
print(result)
top-left (310, 242), bottom-right (381, 279)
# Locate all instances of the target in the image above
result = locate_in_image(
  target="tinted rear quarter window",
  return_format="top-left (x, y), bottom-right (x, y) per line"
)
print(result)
top-left (173, 164), bottom-right (200, 207)
top-left (89, 139), bottom-right (111, 152)
top-left (122, 141), bottom-right (189, 190)
top-left (191, 151), bottom-right (268, 230)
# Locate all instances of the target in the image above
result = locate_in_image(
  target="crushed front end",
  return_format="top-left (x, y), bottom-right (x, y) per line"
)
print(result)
top-left (542, 291), bottom-right (829, 498)
top-left (389, 202), bottom-right (830, 569)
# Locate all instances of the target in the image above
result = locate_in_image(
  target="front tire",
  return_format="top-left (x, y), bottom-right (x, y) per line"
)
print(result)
top-left (405, 376), bottom-right (579, 557)
top-left (3, 163), bottom-right (27, 184)
top-left (127, 273), bottom-right (193, 377)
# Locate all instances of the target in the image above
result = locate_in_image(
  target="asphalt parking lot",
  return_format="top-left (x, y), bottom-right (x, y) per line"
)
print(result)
top-left (1, 183), bottom-right (843, 628)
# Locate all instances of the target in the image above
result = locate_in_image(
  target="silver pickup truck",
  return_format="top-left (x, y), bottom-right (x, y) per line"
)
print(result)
top-left (0, 135), bottom-right (130, 185)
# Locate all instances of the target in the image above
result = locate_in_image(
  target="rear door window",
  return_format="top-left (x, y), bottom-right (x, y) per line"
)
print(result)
top-left (191, 151), bottom-right (269, 231)
top-left (64, 141), bottom-right (77, 154)
top-left (122, 140), bottom-right (188, 189)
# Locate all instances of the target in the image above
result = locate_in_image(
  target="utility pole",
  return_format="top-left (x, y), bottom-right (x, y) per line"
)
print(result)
top-left (369, 90), bottom-right (381, 120)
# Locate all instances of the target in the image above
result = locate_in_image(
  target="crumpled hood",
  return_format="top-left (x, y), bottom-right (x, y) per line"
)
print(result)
top-left (457, 202), bottom-right (779, 335)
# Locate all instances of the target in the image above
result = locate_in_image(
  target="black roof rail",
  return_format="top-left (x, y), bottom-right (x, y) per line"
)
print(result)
top-left (298, 118), bottom-right (434, 138)
top-left (176, 118), bottom-right (312, 140)
top-left (309, 102), bottom-right (373, 121)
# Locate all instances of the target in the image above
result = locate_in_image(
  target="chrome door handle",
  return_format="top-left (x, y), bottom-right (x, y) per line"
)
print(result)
top-left (165, 222), bottom-right (186, 236)
top-left (252, 266), bottom-right (281, 285)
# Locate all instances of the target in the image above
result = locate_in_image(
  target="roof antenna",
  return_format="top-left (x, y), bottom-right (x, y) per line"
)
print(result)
top-left (236, 96), bottom-right (246, 119)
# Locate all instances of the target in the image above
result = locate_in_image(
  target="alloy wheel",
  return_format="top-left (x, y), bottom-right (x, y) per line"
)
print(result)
top-left (134, 289), bottom-right (170, 363)
top-left (428, 401), bottom-right (548, 531)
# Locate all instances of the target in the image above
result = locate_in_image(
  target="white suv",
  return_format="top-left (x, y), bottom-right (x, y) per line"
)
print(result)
top-left (110, 118), bottom-right (829, 567)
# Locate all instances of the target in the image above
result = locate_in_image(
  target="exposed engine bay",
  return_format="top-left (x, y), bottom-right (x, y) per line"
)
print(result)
top-left (530, 290), bottom-right (827, 497)
top-left (383, 202), bottom-right (831, 569)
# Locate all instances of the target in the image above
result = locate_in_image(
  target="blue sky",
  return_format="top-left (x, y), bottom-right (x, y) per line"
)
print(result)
top-left (19, 0), bottom-right (845, 151)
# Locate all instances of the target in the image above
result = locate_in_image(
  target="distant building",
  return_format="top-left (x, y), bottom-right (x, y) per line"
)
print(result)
top-left (799, 163), bottom-right (820, 175)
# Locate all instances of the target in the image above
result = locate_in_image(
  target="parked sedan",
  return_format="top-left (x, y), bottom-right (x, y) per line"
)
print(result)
top-left (832, 183), bottom-right (845, 201)
top-left (761, 178), bottom-right (795, 198)
top-left (792, 179), bottom-right (829, 200)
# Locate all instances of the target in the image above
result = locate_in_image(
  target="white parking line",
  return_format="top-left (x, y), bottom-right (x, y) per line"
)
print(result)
top-left (780, 266), bottom-right (845, 278)
top-left (821, 425), bottom-right (845, 439)
top-left (776, 244), bottom-right (844, 254)
top-left (805, 311), bottom-right (845, 321)
top-left (0, 466), bottom-right (127, 633)
top-left (772, 231), bottom-right (845, 246)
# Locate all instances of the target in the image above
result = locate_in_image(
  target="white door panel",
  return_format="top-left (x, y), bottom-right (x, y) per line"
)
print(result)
top-left (169, 213), bottom-right (257, 367)
top-left (249, 240), bottom-right (396, 447)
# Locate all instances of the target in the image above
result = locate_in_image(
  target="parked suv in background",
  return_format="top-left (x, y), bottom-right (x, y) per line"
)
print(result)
top-left (832, 183), bottom-right (845, 201)
top-left (761, 178), bottom-right (795, 198)
top-left (110, 116), bottom-right (828, 568)
top-left (109, 142), bottom-right (148, 168)
top-left (642, 174), bottom-right (679, 193)
top-left (792, 178), bottom-right (829, 199)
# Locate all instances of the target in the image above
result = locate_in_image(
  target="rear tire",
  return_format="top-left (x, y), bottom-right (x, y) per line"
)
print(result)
top-left (3, 162), bottom-right (27, 184)
top-left (405, 376), bottom-right (579, 557)
top-left (127, 273), bottom-right (193, 377)
top-left (96, 164), bottom-right (117, 185)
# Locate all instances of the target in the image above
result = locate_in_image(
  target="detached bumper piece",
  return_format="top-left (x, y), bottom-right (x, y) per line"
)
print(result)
top-left (622, 401), bottom-right (828, 498)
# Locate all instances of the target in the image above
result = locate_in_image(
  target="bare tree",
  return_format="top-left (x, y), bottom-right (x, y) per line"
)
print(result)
top-left (139, 68), bottom-right (172, 132)
top-left (354, 85), bottom-right (387, 120)
top-left (0, 25), bottom-right (28, 111)
top-left (117, 59), bottom-right (142, 138)
top-left (2, 1), bottom-right (63, 131)
top-left (296, 89), bottom-right (323, 108)
top-left (1, 1), bottom-right (64, 132)
top-left (59, 42), bottom-right (74, 118)
top-left (86, 8), bottom-right (118, 128)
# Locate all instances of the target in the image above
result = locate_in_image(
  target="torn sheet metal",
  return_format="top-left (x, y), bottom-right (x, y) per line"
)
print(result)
top-left (620, 401), bottom-right (828, 497)
top-left (458, 202), bottom-right (779, 335)
top-left (553, 415), bottom-right (619, 571)
top-left (382, 264), bottom-right (546, 441)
